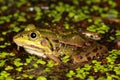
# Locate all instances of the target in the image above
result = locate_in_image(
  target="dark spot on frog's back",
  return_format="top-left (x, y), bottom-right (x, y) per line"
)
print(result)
top-left (56, 47), bottom-right (60, 52)
top-left (93, 47), bottom-right (98, 52)
top-left (53, 40), bottom-right (59, 43)
top-left (94, 52), bottom-right (100, 59)
top-left (87, 56), bottom-right (92, 60)
top-left (85, 52), bottom-right (91, 56)
top-left (99, 46), bottom-right (103, 49)
top-left (79, 56), bottom-right (83, 59)
top-left (93, 56), bottom-right (96, 59)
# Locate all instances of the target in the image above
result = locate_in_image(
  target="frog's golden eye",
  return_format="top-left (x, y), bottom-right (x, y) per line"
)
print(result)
top-left (30, 32), bottom-right (36, 38)
top-left (28, 31), bottom-right (39, 40)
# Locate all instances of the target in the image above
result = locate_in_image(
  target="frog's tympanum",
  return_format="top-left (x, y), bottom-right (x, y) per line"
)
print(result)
top-left (13, 24), bottom-right (108, 64)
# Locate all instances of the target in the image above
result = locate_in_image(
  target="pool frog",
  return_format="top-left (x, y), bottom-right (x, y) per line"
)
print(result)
top-left (13, 24), bottom-right (108, 64)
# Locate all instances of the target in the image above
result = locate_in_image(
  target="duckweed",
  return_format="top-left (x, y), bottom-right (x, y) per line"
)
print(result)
top-left (0, 52), bottom-right (15, 59)
top-left (4, 42), bottom-right (11, 46)
top-left (0, 45), bottom-right (6, 48)
top-left (72, 0), bottom-right (79, 5)
top-left (1, 5), bottom-right (8, 11)
top-left (37, 76), bottom-right (47, 80)
top-left (106, 73), bottom-right (120, 80)
top-left (115, 30), bottom-right (120, 38)
top-left (107, 50), bottom-right (120, 64)
top-left (0, 20), bottom-right (4, 24)
top-left (61, 55), bottom-right (70, 63)
top-left (36, 59), bottom-right (46, 65)
top-left (108, 0), bottom-right (116, 8)
top-left (0, 52), bottom-right (8, 58)
top-left (75, 66), bottom-right (90, 79)
top-left (0, 60), bottom-right (6, 67)
top-left (44, 67), bottom-right (51, 72)
top-left (88, 76), bottom-right (95, 80)
top-left (33, 63), bottom-right (39, 68)
top-left (34, 6), bottom-right (43, 21)
top-left (15, 67), bottom-right (23, 72)
top-left (114, 64), bottom-right (120, 75)
top-left (0, 71), bottom-right (10, 78)
top-left (22, 74), bottom-right (28, 78)
top-left (16, 0), bottom-right (28, 8)
top-left (109, 36), bottom-right (115, 41)
top-left (87, 18), bottom-right (110, 34)
top-left (66, 70), bottom-right (75, 78)
top-left (92, 60), bottom-right (107, 72)
top-left (46, 60), bottom-right (56, 68)
top-left (5, 66), bottom-right (13, 71)
top-left (25, 57), bottom-right (33, 64)
top-left (13, 58), bottom-right (23, 67)
top-left (2, 29), bottom-right (15, 35)
top-left (17, 16), bottom-right (27, 22)
top-left (0, 42), bottom-right (11, 49)
top-left (0, 37), bottom-right (4, 42)
top-left (82, 64), bottom-right (91, 71)
top-left (0, 15), bottom-right (12, 24)
top-left (2, 31), bottom-right (7, 35)
top-left (28, 75), bottom-right (35, 79)
top-left (0, 0), bottom-right (120, 79)
top-left (65, 50), bottom-right (120, 79)
top-left (64, 23), bottom-right (70, 29)
top-left (9, 52), bottom-right (15, 57)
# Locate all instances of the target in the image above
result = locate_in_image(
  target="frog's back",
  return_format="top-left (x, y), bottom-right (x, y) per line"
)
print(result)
top-left (71, 41), bottom-right (108, 64)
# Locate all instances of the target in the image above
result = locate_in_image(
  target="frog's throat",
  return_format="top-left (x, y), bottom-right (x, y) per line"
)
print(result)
top-left (15, 41), bottom-right (53, 58)
top-left (24, 47), bottom-right (46, 58)
top-left (23, 45), bottom-right (46, 58)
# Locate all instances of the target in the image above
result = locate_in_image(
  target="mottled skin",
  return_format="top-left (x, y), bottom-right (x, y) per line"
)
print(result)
top-left (13, 24), bottom-right (108, 64)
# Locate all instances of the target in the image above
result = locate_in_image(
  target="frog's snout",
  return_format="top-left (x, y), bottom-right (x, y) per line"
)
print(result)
top-left (13, 34), bottom-right (22, 43)
top-left (13, 34), bottom-right (23, 39)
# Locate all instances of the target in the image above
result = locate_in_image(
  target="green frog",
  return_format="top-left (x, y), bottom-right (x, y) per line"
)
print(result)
top-left (13, 24), bottom-right (108, 64)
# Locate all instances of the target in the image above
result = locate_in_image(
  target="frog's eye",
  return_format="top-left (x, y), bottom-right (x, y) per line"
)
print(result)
top-left (28, 32), bottom-right (39, 40)
top-left (31, 32), bottom-right (36, 38)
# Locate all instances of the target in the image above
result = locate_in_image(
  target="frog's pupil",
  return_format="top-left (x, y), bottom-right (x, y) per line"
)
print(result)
top-left (31, 32), bottom-right (36, 38)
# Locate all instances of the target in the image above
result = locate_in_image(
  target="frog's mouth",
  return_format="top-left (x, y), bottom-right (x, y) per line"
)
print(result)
top-left (24, 47), bottom-right (46, 58)
top-left (14, 41), bottom-right (47, 58)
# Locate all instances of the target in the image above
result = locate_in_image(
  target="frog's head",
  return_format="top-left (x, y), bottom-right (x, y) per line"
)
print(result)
top-left (13, 24), bottom-right (53, 57)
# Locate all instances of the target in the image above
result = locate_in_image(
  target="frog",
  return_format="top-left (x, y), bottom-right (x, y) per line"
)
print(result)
top-left (13, 24), bottom-right (108, 64)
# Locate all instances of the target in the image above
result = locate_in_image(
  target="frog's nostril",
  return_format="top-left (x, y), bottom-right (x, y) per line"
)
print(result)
top-left (19, 34), bottom-right (22, 37)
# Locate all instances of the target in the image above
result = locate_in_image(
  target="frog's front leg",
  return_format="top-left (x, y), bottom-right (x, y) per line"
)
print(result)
top-left (47, 54), bottom-right (61, 64)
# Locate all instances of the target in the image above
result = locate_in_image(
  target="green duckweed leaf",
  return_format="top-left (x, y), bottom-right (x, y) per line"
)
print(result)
top-left (66, 70), bottom-right (75, 78)
top-left (36, 59), bottom-right (46, 65)
top-left (14, 58), bottom-right (23, 67)
top-left (37, 76), bottom-right (47, 80)
top-left (5, 66), bottom-right (13, 71)
top-left (0, 60), bottom-right (6, 67)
